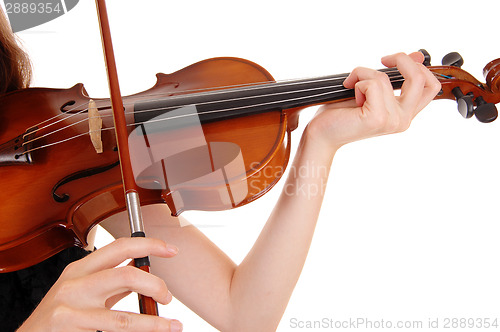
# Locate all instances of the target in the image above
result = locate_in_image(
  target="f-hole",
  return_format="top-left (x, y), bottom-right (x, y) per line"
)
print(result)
top-left (60, 100), bottom-right (76, 113)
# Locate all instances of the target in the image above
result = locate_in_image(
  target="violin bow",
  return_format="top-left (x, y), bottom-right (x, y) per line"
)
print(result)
top-left (94, 0), bottom-right (159, 315)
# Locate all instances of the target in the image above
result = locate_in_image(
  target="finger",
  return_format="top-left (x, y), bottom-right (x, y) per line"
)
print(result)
top-left (327, 99), bottom-right (358, 109)
top-left (344, 67), bottom-right (393, 107)
top-left (381, 52), bottom-right (426, 112)
top-left (104, 258), bottom-right (136, 308)
top-left (404, 51), bottom-right (441, 100)
top-left (344, 66), bottom-right (392, 90)
top-left (80, 265), bottom-right (172, 306)
top-left (103, 259), bottom-right (140, 308)
top-left (408, 51), bottom-right (424, 63)
top-left (415, 62), bottom-right (442, 110)
top-left (66, 237), bottom-right (178, 278)
top-left (105, 291), bottom-right (132, 309)
top-left (80, 308), bottom-right (183, 332)
top-left (381, 51), bottom-right (421, 67)
top-left (354, 79), bottom-right (391, 123)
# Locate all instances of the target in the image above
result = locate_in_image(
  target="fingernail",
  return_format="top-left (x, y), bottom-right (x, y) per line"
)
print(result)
top-left (166, 244), bottom-right (178, 255)
top-left (170, 319), bottom-right (183, 332)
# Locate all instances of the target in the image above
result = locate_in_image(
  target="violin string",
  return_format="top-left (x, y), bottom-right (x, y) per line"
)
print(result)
top-left (23, 66), bottom-right (449, 137)
top-left (23, 68), bottom-right (407, 141)
top-left (118, 67), bottom-right (448, 110)
top-left (20, 69), bottom-right (447, 153)
top-left (35, 67), bottom-right (448, 135)
top-left (20, 71), bottom-right (405, 149)
top-left (125, 69), bottom-right (448, 109)
top-left (95, 79), bottom-right (373, 121)
top-left (20, 127), bottom-right (117, 154)
top-left (21, 68), bottom-right (403, 135)
top-left (128, 70), bottom-right (409, 119)
top-left (124, 68), bottom-right (402, 113)
top-left (19, 87), bottom-right (348, 155)
top-left (20, 76), bottom-right (361, 146)
top-left (19, 86), bottom-right (342, 152)
top-left (21, 70), bottom-right (448, 154)
top-left (19, 76), bottom-right (413, 156)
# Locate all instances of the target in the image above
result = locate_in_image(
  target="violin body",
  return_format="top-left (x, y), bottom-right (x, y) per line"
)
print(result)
top-left (0, 57), bottom-right (297, 272)
top-left (2, 53), bottom-right (500, 273)
top-left (1, 84), bottom-right (119, 272)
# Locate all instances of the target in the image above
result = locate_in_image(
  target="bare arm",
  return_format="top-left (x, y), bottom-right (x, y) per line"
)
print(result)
top-left (101, 134), bottom-right (333, 331)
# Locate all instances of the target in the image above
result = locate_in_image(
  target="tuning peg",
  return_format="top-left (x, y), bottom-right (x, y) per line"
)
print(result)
top-left (419, 49), bottom-right (431, 66)
top-left (452, 87), bottom-right (474, 118)
top-left (418, 48), bottom-right (431, 66)
top-left (474, 96), bottom-right (498, 123)
top-left (442, 52), bottom-right (464, 68)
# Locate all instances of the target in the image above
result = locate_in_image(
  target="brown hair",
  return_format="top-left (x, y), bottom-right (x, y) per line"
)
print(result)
top-left (0, 9), bottom-right (32, 94)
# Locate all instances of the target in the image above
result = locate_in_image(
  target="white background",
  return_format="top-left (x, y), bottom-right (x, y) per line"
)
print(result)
top-left (7, 0), bottom-right (500, 331)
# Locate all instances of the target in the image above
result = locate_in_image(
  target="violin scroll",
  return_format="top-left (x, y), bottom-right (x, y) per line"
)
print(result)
top-left (483, 58), bottom-right (500, 94)
top-left (428, 51), bottom-right (499, 123)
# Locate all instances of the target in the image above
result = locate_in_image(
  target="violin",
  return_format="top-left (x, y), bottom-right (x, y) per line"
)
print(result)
top-left (0, 49), bottom-right (498, 274)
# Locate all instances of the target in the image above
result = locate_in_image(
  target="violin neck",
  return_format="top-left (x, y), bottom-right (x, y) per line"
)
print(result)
top-left (133, 68), bottom-right (404, 126)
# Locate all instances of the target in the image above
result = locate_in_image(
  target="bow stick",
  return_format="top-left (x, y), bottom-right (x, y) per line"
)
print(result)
top-left (94, 0), bottom-right (159, 316)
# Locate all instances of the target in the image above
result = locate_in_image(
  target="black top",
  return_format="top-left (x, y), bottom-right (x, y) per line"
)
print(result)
top-left (0, 247), bottom-right (91, 331)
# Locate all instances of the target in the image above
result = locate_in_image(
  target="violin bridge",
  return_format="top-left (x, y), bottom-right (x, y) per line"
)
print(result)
top-left (88, 99), bottom-right (103, 153)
